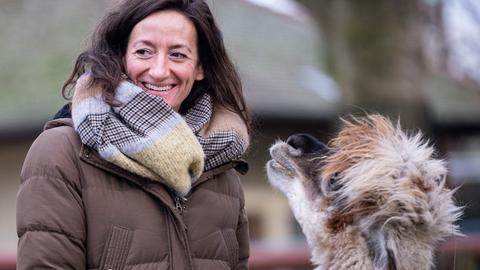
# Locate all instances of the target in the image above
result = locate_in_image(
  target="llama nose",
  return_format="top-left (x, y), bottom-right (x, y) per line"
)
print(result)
top-left (286, 133), bottom-right (329, 155)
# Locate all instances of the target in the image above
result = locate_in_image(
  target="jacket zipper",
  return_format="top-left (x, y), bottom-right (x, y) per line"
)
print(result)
top-left (172, 193), bottom-right (194, 269)
top-left (175, 196), bottom-right (188, 212)
top-left (80, 146), bottom-right (216, 270)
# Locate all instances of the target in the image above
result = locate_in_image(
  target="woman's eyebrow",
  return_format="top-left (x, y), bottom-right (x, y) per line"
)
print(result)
top-left (133, 40), bottom-right (155, 48)
top-left (170, 44), bottom-right (192, 53)
top-left (132, 40), bottom-right (192, 53)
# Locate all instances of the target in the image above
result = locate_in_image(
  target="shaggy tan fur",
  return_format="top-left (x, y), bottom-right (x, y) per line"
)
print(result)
top-left (267, 115), bottom-right (462, 270)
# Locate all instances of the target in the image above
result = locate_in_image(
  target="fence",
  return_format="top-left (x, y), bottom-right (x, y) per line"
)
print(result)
top-left (2, 235), bottom-right (479, 270)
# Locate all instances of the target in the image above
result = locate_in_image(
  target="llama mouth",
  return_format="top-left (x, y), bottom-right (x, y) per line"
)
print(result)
top-left (268, 159), bottom-right (294, 172)
top-left (268, 142), bottom-right (298, 175)
top-left (266, 159), bottom-right (297, 180)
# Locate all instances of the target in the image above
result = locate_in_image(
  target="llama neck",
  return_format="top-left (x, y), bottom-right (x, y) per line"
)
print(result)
top-left (382, 229), bottom-right (434, 270)
top-left (362, 226), bottom-right (435, 270)
top-left (312, 226), bottom-right (374, 270)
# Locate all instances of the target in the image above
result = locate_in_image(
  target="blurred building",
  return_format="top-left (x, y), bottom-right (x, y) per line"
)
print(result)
top-left (0, 0), bottom-right (108, 260)
top-left (0, 1), bottom-right (338, 268)
top-left (1, 0), bottom-right (480, 269)
top-left (209, 0), bottom-right (340, 249)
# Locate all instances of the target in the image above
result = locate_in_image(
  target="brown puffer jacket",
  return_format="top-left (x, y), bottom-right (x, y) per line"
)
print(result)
top-left (17, 118), bottom-right (249, 270)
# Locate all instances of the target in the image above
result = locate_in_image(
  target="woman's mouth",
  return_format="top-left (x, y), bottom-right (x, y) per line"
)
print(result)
top-left (143, 83), bottom-right (175, 92)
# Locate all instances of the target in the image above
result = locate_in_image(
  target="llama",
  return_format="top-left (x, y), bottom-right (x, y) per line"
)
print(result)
top-left (266, 115), bottom-right (462, 270)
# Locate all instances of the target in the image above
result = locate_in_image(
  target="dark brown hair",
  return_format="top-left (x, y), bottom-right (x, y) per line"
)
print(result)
top-left (63, 0), bottom-right (250, 130)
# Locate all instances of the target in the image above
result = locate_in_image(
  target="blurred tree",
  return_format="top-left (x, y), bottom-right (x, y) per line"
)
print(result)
top-left (298, 0), bottom-right (433, 128)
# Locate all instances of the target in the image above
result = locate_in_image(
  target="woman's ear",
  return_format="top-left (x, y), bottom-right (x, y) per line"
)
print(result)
top-left (122, 56), bottom-right (127, 71)
top-left (195, 64), bottom-right (205, 81)
top-left (121, 56), bottom-right (127, 76)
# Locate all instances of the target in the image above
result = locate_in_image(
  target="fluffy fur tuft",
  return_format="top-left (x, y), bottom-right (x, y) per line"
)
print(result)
top-left (266, 114), bottom-right (462, 270)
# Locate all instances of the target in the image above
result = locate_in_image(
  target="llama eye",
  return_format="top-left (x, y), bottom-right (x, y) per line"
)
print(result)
top-left (329, 173), bottom-right (341, 192)
top-left (321, 172), bottom-right (343, 195)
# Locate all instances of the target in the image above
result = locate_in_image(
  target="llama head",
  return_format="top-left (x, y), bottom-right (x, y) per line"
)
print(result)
top-left (267, 114), bottom-right (462, 269)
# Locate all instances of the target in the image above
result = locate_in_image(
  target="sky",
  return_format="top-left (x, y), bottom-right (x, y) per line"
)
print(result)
top-left (243, 0), bottom-right (306, 19)
top-left (246, 0), bottom-right (480, 86)
top-left (443, 0), bottom-right (480, 84)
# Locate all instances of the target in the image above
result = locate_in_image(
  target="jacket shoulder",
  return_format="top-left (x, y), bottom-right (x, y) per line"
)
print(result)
top-left (199, 166), bottom-right (246, 205)
top-left (21, 124), bottom-right (82, 185)
top-left (17, 124), bottom-right (87, 269)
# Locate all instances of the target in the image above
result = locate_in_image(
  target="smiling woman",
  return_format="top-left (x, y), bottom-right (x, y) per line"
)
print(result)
top-left (125, 10), bottom-right (204, 111)
top-left (16, 0), bottom-right (251, 269)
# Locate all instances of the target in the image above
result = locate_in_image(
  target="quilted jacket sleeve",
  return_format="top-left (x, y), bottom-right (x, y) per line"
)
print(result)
top-left (16, 127), bottom-right (86, 269)
top-left (236, 184), bottom-right (250, 270)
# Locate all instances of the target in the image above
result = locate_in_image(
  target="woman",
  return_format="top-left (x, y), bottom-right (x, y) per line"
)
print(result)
top-left (17, 0), bottom-right (251, 269)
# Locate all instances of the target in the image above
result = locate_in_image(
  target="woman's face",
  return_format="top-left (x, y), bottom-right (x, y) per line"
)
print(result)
top-left (125, 10), bottom-right (204, 111)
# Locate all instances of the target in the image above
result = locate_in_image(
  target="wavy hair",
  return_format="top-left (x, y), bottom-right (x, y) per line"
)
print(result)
top-left (63, 0), bottom-right (250, 131)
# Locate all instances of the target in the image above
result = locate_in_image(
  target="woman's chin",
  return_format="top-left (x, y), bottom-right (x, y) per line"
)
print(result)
top-left (143, 90), bottom-right (179, 110)
top-left (145, 89), bottom-right (165, 97)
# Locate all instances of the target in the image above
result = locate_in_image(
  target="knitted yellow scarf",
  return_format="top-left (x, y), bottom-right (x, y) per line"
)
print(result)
top-left (71, 75), bottom-right (248, 196)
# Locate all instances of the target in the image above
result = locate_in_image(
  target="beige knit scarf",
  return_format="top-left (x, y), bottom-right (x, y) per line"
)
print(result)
top-left (71, 75), bottom-right (249, 196)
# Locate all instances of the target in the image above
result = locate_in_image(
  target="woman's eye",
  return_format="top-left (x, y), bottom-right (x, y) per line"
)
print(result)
top-left (170, 52), bottom-right (187, 59)
top-left (134, 49), bottom-right (152, 58)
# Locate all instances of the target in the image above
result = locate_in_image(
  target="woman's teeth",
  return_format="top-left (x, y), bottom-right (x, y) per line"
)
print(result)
top-left (144, 83), bottom-right (174, 92)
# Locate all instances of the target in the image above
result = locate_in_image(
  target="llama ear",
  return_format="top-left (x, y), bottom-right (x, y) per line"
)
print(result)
top-left (386, 248), bottom-right (397, 270)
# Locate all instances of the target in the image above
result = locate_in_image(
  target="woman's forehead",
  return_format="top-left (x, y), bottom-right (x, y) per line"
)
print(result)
top-left (129, 10), bottom-right (197, 46)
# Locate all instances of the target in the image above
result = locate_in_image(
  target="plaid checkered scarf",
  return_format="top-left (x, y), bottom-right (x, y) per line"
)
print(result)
top-left (71, 75), bottom-right (248, 196)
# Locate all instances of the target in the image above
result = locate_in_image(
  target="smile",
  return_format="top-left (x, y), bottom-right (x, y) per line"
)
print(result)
top-left (143, 83), bottom-right (175, 92)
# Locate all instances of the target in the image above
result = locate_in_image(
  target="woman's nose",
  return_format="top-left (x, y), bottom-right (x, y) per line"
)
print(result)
top-left (148, 55), bottom-right (170, 79)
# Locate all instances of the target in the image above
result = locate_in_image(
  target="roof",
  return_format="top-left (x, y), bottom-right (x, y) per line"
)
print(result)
top-left (210, 0), bottom-right (341, 119)
top-left (423, 75), bottom-right (480, 128)
top-left (0, 0), bottom-right (340, 136)
top-left (0, 0), bottom-right (107, 134)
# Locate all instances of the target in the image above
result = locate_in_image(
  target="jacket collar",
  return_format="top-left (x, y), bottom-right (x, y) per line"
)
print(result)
top-left (80, 141), bottom-right (248, 188)
top-left (45, 117), bottom-right (248, 188)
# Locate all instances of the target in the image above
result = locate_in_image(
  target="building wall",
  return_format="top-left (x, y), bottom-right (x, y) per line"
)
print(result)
top-left (0, 120), bottom-right (333, 254)
top-left (242, 119), bottom-right (333, 246)
top-left (0, 137), bottom-right (36, 253)
top-left (0, 0), bottom-right (332, 257)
